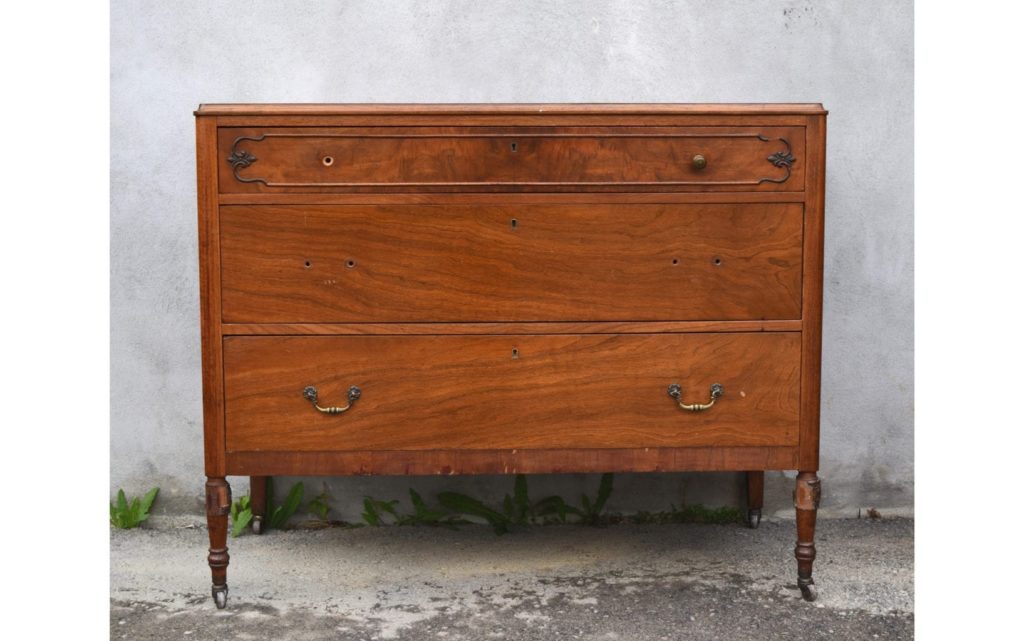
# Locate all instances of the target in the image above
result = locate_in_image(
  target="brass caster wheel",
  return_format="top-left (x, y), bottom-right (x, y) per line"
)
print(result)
top-left (251, 516), bottom-right (264, 535)
top-left (798, 581), bottom-right (817, 602)
top-left (212, 585), bottom-right (228, 609)
top-left (746, 509), bottom-right (761, 529)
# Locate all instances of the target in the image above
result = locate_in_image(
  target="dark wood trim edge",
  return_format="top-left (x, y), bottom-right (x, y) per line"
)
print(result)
top-left (225, 447), bottom-right (800, 476)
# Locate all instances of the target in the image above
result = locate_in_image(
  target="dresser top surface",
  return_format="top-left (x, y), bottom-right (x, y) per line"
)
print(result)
top-left (195, 103), bottom-right (827, 116)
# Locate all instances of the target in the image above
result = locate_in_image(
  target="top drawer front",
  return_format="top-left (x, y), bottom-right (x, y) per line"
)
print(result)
top-left (218, 126), bottom-right (805, 193)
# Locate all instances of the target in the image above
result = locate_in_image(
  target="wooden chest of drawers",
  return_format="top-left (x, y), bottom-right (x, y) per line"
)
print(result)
top-left (195, 103), bottom-right (827, 608)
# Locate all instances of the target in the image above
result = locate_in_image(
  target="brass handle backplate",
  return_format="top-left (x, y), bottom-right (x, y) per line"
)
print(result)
top-left (692, 154), bottom-right (707, 170)
top-left (667, 383), bottom-right (723, 412)
top-left (303, 385), bottom-right (361, 415)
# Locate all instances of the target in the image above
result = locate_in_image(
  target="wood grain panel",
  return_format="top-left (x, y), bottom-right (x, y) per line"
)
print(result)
top-left (214, 115), bottom-right (815, 128)
top-left (196, 116), bottom-right (226, 475)
top-left (799, 114), bottom-right (827, 470)
top-left (217, 126), bottom-right (805, 193)
top-left (218, 191), bottom-right (807, 206)
top-left (225, 447), bottom-right (800, 476)
top-left (221, 320), bottom-right (802, 336)
top-left (220, 203), bottom-right (803, 323)
top-left (197, 103), bottom-right (828, 116)
top-left (223, 333), bottom-right (801, 452)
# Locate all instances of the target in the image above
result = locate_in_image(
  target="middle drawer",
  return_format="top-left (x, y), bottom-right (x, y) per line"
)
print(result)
top-left (220, 203), bottom-right (803, 323)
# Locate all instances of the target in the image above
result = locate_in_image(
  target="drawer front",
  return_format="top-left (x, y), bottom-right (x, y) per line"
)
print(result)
top-left (220, 203), bottom-right (803, 323)
top-left (218, 126), bottom-right (805, 192)
top-left (223, 333), bottom-right (801, 452)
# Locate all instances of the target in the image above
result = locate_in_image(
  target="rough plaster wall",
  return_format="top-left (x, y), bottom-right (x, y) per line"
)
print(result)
top-left (111, 0), bottom-right (913, 517)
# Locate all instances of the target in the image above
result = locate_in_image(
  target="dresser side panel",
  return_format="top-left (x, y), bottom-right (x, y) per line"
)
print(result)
top-left (799, 114), bottom-right (827, 471)
top-left (197, 116), bottom-right (226, 475)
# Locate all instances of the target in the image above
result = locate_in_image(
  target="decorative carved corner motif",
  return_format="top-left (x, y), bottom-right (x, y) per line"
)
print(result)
top-left (227, 135), bottom-right (269, 184)
top-left (227, 149), bottom-right (257, 170)
top-left (768, 150), bottom-right (796, 169)
top-left (758, 136), bottom-right (796, 184)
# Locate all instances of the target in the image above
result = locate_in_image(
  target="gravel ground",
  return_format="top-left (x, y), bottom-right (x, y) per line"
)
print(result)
top-left (110, 518), bottom-right (913, 640)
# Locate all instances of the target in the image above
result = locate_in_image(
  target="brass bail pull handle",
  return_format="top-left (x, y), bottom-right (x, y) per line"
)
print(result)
top-left (303, 385), bottom-right (361, 415)
top-left (667, 383), bottom-right (723, 412)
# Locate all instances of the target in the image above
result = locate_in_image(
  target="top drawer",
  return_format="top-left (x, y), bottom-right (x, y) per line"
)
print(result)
top-left (218, 126), bottom-right (805, 193)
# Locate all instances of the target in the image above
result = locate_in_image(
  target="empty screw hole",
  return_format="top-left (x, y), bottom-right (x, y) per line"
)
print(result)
top-left (713, 257), bottom-right (722, 266)
top-left (346, 259), bottom-right (356, 269)
top-left (304, 260), bottom-right (312, 269)
top-left (672, 258), bottom-right (679, 265)
top-left (322, 156), bottom-right (334, 166)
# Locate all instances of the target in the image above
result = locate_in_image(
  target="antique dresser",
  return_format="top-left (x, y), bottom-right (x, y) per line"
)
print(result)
top-left (195, 103), bottom-right (827, 608)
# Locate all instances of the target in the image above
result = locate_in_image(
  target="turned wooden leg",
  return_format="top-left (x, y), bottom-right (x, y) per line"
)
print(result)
top-left (205, 477), bottom-right (231, 609)
top-left (745, 471), bottom-right (764, 529)
top-left (794, 471), bottom-right (821, 601)
top-left (250, 476), bottom-right (268, 534)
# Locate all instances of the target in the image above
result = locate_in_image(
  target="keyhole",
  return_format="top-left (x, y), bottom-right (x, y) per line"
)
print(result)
top-left (511, 218), bottom-right (518, 229)
top-left (511, 348), bottom-right (519, 359)
top-left (511, 142), bottom-right (518, 152)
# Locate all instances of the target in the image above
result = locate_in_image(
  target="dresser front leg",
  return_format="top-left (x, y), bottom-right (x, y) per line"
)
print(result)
top-left (746, 471), bottom-right (764, 529)
top-left (249, 476), bottom-right (267, 534)
top-left (205, 477), bottom-right (231, 609)
top-left (794, 471), bottom-right (821, 601)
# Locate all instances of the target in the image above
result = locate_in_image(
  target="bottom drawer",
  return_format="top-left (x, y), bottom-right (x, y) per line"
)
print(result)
top-left (223, 333), bottom-right (801, 452)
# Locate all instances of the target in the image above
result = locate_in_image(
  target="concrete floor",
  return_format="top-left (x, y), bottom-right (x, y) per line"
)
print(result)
top-left (110, 518), bottom-right (913, 640)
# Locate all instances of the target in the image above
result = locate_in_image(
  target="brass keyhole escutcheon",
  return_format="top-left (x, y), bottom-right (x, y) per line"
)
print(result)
top-left (692, 154), bottom-right (707, 170)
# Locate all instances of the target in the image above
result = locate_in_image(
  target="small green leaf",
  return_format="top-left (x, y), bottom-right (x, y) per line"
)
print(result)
top-left (109, 501), bottom-right (124, 528)
top-left (513, 474), bottom-right (530, 523)
top-left (110, 487), bottom-right (162, 529)
top-left (139, 487), bottom-right (160, 516)
top-left (269, 482), bottom-right (305, 529)
top-left (405, 490), bottom-right (449, 524)
top-left (362, 497), bottom-right (381, 526)
top-left (593, 473), bottom-right (614, 514)
top-left (533, 496), bottom-right (570, 523)
top-left (307, 492), bottom-right (330, 521)
top-left (129, 497), bottom-right (143, 526)
top-left (375, 499), bottom-right (400, 518)
top-left (283, 482), bottom-right (304, 513)
top-left (409, 489), bottom-right (427, 513)
top-left (231, 508), bottom-right (253, 537)
top-left (438, 492), bottom-right (510, 534)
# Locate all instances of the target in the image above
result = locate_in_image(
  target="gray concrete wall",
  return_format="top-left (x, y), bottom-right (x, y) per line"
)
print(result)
top-left (111, 0), bottom-right (913, 519)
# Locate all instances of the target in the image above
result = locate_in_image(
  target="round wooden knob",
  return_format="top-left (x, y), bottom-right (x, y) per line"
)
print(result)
top-left (692, 154), bottom-right (707, 170)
